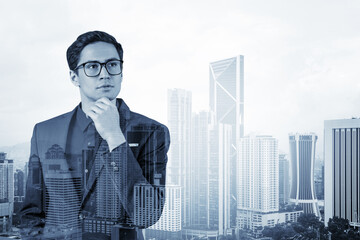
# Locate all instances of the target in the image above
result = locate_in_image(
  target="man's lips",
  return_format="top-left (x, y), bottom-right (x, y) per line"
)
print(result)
top-left (97, 85), bottom-right (114, 89)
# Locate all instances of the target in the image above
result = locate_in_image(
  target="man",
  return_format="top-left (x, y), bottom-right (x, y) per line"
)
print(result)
top-left (20, 31), bottom-right (170, 240)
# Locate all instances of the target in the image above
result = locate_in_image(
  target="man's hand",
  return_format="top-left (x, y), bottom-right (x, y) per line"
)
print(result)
top-left (87, 97), bottom-right (126, 151)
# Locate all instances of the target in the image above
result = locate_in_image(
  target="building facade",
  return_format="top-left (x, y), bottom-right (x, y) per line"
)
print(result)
top-left (0, 152), bottom-right (14, 232)
top-left (239, 210), bottom-right (303, 234)
top-left (324, 119), bottom-right (360, 227)
top-left (279, 154), bottom-right (290, 205)
top-left (147, 185), bottom-right (182, 239)
top-left (289, 133), bottom-right (320, 217)
top-left (209, 55), bottom-right (244, 229)
top-left (42, 144), bottom-right (82, 238)
top-left (167, 88), bottom-right (192, 227)
top-left (14, 169), bottom-right (25, 202)
top-left (208, 123), bottom-right (232, 235)
top-left (190, 111), bottom-right (209, 228)
top-left (237, 136), bottom-right (279, 231)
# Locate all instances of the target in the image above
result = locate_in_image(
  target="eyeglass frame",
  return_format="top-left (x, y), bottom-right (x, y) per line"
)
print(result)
top-left (74, 59), bottom-right (124, 77)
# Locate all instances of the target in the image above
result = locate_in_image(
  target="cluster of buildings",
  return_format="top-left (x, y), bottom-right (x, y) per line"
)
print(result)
top-left (145, 55), bottom-right (347, 240)
top-left (144, 56), bottom-right (312, 239)
top-left (0, 55), bottom-right (358, 239)
top-left (0, 152), bottom-right (26, 233)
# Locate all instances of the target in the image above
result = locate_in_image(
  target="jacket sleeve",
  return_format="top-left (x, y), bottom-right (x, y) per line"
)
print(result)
top-left (19, 124), bottom-right (46, 238)
top-left (105, 124), bottom-right (170, 228)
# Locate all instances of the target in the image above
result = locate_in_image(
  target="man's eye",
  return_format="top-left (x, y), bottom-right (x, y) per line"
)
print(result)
top-left (108, 62), bottom-right (119, 67)
top-left (86, 63), bottom-right (99, 69)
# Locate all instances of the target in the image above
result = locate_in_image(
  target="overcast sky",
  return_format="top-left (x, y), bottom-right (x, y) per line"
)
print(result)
top-left (1, 0), bottom-right (359, 156)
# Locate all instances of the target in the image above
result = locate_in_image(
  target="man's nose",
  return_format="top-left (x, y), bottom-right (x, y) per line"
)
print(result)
top-left (99, 64), bottom-right (110, 79)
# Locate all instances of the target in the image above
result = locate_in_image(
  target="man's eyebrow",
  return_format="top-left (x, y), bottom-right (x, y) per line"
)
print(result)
top-left (85, 58), bottom-right (120, 63)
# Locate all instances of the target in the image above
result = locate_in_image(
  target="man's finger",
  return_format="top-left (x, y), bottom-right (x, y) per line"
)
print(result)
top-left (90, 105), bottom-right (104, 114)
top-left (94, 101), bottom-right (109, 110)
top-left (96, 97), bottom-right (113, 106)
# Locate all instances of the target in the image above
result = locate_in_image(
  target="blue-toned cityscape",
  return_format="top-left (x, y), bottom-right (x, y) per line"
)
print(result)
top-left (2, 55), bottom-right (358, 239)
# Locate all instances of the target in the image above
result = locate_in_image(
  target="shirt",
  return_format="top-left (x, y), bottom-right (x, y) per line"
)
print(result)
top-left (66, 103), bottom-right (99, 179)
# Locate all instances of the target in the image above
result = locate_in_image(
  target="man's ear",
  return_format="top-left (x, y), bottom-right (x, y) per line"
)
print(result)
top-left (70, 70), bottom-right (80, 87)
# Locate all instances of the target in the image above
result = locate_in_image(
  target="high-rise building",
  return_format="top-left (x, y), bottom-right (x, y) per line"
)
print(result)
top-left (14, 169), bottom-right (25, 202)
top-left (24, 162), bottom-right (28, 187)
top-left (147, 185), bottom-right (182, 239)
top-left (208, 123), bottom-right (232, 235)
top-left (0, 152), bottom-right (14, 232)
top-left (279, 154), bottom-right (290, 205)
top-left (95, 143), bottom-right (125, 221)
top-left (190, 111), bottom-right (209, 228)
top-left (324, 119), bottom-right (360, 227)
top-left (134, 184), bottom-right (166, 228)
top-left (167, 88), bottom-right (192, 227)
top-left (289, 133), bottom-right (320, 217)
top-left (83, 138), bottom-right (130, 236)
top-left (42, 144), bottom-right (82, 238)
top-left (209, 56), bottom-right (244, 138)
top-left (314, 160), bottom-right (324, 201)
top-left (0, 153), bottom-right (14, 204)
top-left (237, 136), bottom-right (279, 231)
top-left (209, 55), bottom-right (244, 229)
top-left (27, 154), bottom-right (44, 216)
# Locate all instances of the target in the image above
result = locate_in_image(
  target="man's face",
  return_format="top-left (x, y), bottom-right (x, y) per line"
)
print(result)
top-left (70, 41), bottom-right (122, 103)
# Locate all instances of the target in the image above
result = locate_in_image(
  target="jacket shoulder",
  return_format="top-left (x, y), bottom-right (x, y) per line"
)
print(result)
top-left (34, 109), bottom-right (75, 134)
top-left (129, 111), bottom-right (168, 131)
top-left (36, 110), bottom-right (75, 127)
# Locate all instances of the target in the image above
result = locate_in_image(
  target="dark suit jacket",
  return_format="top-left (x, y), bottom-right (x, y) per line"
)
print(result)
top-left (20, 98), bottom-right (170, 239)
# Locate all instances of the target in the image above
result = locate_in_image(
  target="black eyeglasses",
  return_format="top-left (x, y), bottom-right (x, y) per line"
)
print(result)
top-left (75, 59), bottom-right (123, 77)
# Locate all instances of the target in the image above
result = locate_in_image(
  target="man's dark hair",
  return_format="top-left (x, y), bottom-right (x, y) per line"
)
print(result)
top-left (66, 30), bottom-right (123, 71)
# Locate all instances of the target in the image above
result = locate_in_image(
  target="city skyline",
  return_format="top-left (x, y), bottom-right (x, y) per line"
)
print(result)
top-left (0, 66), bottom-right (355, 239)
top-left (1, 1), bottom-right (360, 239)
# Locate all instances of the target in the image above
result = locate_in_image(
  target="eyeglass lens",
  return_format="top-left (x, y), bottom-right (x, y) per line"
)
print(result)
top-left (84, 60), bottom-right (121, 77)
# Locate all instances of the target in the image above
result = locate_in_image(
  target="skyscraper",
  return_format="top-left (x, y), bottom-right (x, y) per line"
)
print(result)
top-left (134, 184), bottom-right (165, 228)
top-left (208, 123), bottom-right (232, 235)
top-left (147, 185), bottom-right (182, 239)
top-left (237, 136), bottom-right (279, 231)
top-left (167, 88), bottom-right (192, 227)
top-left (42, 144), bottom-right (82, 238)
top-left (0, 152), bottom-right (14, 232)
top-left (209, 55), bottom-right (244, 229)
top-left (314, 157), bottom-right (324, 201)
top-left (14, 169), bottom-right (25, 201)
top-left (209, 56), bottom-right (244, 138)
top-left (324, 119), bottom-right (360, 227)
top-left (27, 154), bottom-right (43, 216)
top-left (190, 111), bottom-right (209, 228)
top-left (0, 153), bottom-right (14, 204)
top-left (289, 133), bottom-right (320, 217)
top-left (279, 154), bottom-right (290, 205)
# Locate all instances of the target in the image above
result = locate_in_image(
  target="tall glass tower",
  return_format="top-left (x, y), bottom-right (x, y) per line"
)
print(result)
top-left (209, 56), bottom-right (244, 138)
top-left (167, 88), bottom-right (192, 227)
top-left (190, 111), bottom-right (209, 228)
top-left (289, 133), bottom-right (320, 217)
top-left (209, 56), bottom-right (244, 229)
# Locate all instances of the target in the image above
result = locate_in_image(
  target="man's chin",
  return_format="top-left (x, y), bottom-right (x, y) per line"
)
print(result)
top-left (95, 94), bottom-right (117, 102)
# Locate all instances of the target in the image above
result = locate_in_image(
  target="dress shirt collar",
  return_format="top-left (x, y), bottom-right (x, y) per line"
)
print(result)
top-left (76, 103), bottom-right (93, 133)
